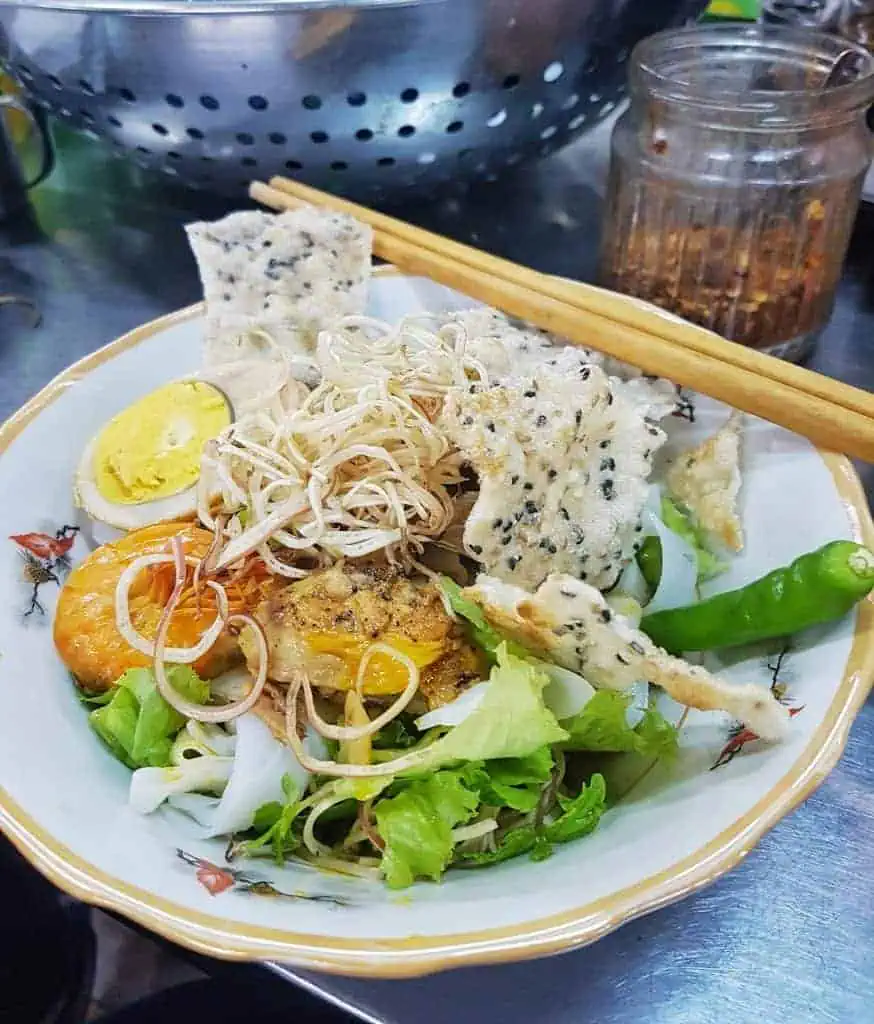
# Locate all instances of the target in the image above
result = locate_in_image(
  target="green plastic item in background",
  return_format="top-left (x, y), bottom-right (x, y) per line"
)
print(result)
top-left (701, 0), bottom-right (760, 20)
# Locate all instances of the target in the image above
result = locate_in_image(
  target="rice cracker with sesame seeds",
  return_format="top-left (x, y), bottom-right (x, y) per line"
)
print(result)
top-left (186, 207), bottom-right (372, 364)
top-left (466, 573), bottom-right (790, 740)
top-left (442, 363), bottom-right (667, 591)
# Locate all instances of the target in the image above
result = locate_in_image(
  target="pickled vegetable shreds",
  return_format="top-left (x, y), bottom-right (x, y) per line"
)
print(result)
top-left (667, 412), bottom-right (744, 552)
top-left (466, 573), bottom-right (791, 740)
top-left (442, 365), bottom-right (666, 590)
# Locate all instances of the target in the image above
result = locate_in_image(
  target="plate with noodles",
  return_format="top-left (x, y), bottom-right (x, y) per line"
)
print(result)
top-left (0, 208), bottom-right (872, 977)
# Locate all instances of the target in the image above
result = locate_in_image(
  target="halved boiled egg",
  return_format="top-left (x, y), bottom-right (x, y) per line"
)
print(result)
top-left (74, 380), bottom-right (232, 530)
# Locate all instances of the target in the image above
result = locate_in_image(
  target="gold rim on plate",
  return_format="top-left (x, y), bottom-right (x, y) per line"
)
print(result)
top-left (0, 303), bottom-right (872, 977)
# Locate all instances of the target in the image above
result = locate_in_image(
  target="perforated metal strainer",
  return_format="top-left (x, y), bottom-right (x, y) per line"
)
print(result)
top-left (0, 0), bottom-right (705, 198)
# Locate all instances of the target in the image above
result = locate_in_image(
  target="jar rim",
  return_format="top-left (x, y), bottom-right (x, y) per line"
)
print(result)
top-left (632, 24), bottom-right (874, 119)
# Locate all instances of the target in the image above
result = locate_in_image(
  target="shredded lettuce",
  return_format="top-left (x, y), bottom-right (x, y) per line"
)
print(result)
top-left (561, 690), bottom-right (678, 760)
top-left (458, 773), bottom-right (607, 867)
top-left (89, 666), bottom-right (209, 769)
top-left (374, 770), bottom-right (480, 888)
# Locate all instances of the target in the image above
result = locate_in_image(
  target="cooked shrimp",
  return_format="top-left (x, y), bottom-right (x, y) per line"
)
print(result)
top-left (54, 522), bottom-right (270, 691)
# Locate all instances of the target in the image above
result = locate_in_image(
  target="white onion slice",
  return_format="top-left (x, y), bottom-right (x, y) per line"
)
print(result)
top-left (616, 556), bottom-right (649, 606)
top-left (625, 681), bottom-right (650, 729)
top-left (539, 662), bottom-right (596, 720)
top-left (285, 674), bottom-right (433, 778)
top-left (198, 713), bottom-right (313, 838)
top-left (129, 756), bottom-right (233, 815)
top-left (415, 681), bottom-right (489, 732)
top-left (302, 643), bottom-right (420, 742)
top-left (641, 490), bottom-right (698, 615)
top-left (115, 553), bottom-right (228, 663)
top-left (451, 819), bottom-right (497, 843)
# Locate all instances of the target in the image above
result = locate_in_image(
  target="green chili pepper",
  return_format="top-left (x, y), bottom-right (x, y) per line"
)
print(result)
top-left (641, 540), bottom-right (874, 654)
top-left (637, 536), bottom-right (662, 592)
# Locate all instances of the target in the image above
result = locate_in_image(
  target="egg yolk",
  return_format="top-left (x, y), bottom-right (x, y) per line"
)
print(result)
top-left (304, 632), bottom-right (445, 695)
top-left (93, 382), bottom-right (230, 505)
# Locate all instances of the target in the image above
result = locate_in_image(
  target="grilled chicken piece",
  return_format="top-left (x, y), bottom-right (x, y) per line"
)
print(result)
top-left (242, 564), bottom-right (484, 711)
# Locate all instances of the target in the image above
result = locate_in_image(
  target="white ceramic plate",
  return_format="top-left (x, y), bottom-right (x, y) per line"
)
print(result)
top-left (1, 273), bottom-right (872, 978)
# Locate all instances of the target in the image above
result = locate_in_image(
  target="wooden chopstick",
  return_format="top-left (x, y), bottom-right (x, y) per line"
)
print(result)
top-left (257, 176), bottom-right (874, 425)
top-left (249, 178), bottom-right (874, 462)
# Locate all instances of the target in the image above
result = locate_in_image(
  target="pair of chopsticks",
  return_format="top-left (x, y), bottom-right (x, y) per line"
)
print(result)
top-left (250, 176), bottom-right (874, 463)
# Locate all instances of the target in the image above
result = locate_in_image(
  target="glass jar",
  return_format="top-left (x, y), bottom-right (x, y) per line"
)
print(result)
top-left (840, 0), bottom-right (874, 50)
top-left (599, 25), bottom-right (874, 360)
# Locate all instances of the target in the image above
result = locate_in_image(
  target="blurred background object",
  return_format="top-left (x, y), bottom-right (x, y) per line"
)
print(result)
top-left (0, 69), bottom-right (53, 218)
top-left (0, 0), bottom-right (706, 200)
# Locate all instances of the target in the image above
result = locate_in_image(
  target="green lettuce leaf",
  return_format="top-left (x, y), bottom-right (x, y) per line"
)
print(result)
top-left (458, 773), bottom-right (607, 867)
top-left (372, 716), bottom-right (419, 750)
top-left (416, 646), bottom-right (568, 773)
top-left (480, 746), bottom-right (554, 812)
top-left (234, 774), bottom-right (302, 863)
top-left (561, 690), bottom-right (678, 760)
top-left (89, 666), bottom-right (210, 770)
top-left (459, 825), bottom-right (540, 866)
top-left (543, 773), bottom-right (607, 844)
top-left (438, 577), bottom-right (529, 661)
top-left (661, 496), bottom-right (727, 582)
top-left (373, 770), bottom-right (480, 888)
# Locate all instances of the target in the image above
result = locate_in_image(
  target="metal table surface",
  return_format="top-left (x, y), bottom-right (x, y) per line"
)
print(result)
top-left (2, 122), bottom-right (874, 1024)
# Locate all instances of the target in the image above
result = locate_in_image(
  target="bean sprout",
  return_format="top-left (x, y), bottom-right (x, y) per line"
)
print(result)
top-left (203, 314), bottom-right (484, 573)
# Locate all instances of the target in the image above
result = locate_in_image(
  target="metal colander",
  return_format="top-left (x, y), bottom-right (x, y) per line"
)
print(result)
top-left (0, 0), bottom-right (705, 199)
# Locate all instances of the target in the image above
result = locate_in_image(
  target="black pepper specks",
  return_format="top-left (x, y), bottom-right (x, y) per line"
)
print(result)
top-left (600, 457), bottom-right (615, 472)
top-left (630, 641), bottom-right (646, 655)
top-left (524, 500), bottom-right (538, 515)
top-left (511, 474), bottom-right (519, 485)
top-left (492, 518), bottom-right (503, 529)
top-left (599, 608), bottom-right (612, 623)
top-left (547, 469), bottom-right (558, 480)
top-left (507, 555), bottom-right (521, 571)
top-left (535, 414), bottom-right (547, 428)
top-left (487, 421), bottom-right (496, 433)
top-left (523, 482), bottom-right (534, 492)
top-left (470, 544), bottom-right (483, 555)
top-left (601, 479), bottom-right (614, 500)
top-left (559, 586), bottom-right (576, 599)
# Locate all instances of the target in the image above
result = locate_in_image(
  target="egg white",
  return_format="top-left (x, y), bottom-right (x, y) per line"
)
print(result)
top-left (74, 434), bottom-right (207, 531)
top-left (73, 379), bottom-right (231, 532)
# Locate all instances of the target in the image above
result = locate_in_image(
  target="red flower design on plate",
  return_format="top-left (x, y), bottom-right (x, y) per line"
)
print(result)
top-left (10, 530), bottom-right (77, 561)
top-left (194, 859), bottom-right (236, 896)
